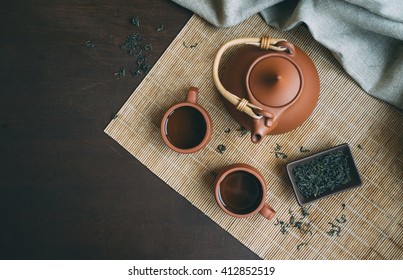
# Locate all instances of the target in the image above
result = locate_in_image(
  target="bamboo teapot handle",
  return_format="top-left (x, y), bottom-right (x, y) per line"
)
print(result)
top-left (212, 37), bottom-right (288, 119)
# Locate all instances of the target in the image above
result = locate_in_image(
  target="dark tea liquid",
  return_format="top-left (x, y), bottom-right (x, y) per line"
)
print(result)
top-left (164, 106), bottom-right (207, 149)
top-left (218, 170), bottom-right (263, 215)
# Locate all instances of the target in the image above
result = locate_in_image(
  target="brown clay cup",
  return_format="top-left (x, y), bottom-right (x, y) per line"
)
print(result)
top-left (214, 163), bottom-right (276, 219)
top-left (160, 87), bottom-right (213, 154)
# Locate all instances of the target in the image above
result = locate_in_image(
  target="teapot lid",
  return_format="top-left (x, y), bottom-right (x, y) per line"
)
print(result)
top-left (247, 55), bottom-right (301, 108)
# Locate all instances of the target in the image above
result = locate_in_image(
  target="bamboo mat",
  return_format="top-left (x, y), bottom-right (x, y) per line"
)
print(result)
top-left (105, 15), bottom-right (403, 259)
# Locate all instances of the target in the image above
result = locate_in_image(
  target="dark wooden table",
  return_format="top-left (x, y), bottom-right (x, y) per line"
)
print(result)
top-left (0, 0), bottom-right (259, 259)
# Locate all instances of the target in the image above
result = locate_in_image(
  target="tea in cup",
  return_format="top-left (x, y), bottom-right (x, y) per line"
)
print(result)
top-left (214, 163), bottom-right (276, 219)
top-left (161, 87), bottom-right (212, 153)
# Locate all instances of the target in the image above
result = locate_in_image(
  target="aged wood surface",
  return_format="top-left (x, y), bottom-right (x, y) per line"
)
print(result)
top-left (0, 0), bottom-right (259, 259)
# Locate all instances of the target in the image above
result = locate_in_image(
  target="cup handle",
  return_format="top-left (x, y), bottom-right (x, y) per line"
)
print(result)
top-left (259, 204), bottom-right (276, 220)
top-left (186, 87), bottom-right (199, 104)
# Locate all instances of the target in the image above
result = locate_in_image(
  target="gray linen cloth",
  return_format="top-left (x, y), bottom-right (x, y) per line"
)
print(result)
top-left (172, 0), bottom-right (403, 109)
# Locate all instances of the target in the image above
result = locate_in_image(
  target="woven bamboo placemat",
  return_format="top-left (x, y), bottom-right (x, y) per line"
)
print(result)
top-left (105, 15), bottom-right (402, 259)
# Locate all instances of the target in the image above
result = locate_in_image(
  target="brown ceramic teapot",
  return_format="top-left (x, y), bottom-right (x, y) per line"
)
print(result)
top-left (213, 37), bottom-right (320, 143)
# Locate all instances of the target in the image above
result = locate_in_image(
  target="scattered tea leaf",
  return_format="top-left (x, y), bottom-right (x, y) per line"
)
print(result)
top-left (120, 32), bottom-right (153, 77)
top-left (274, 207), bottom-right (313, 236)
top-left (289, 215), bottom-right (295, 225)
top-left (224, 128), bottom-right (231, 133)
top-left (294, 221), bottom-right (303, 229)
top-left (300, 146), bottom-right (310, 153)
top-left (326, 206), bottom-right (347, 237)
top-left (357, 144), bottom-right (363, 150)
top-left (130, 16), bottom-right (140, 26)
top-left (129, 48), bottom-right (142, 57)
top-left (131, 69), bottom-right (143, 76)
top-left (183, 41), bottom-right (198, 48)
top-left (297, 242), bottom-right (308, 250)
top-left (335, 214), bottom-right (347, 224)
top-left (341, 203), bottom-right (346, 210)
top-left (114, 66), bottom-right (126, 78)
top-left (279, 223), bottom-right (290, 234)
top-left (216, 144), bottom-right (226, 154)
top-left (275, 152), bottom-right (288, 159)
top-left (156, 24), bottom-right (164, 32)
top-left (300, 207), bottom-right (310, 219)
top-left (299, 223), bottom-right (313, 235)
top-left (236, 126), bottom-right (249, 137)
top-left (272, 143), bottom-right (288, 159)
top-left (327, 222), bottom-right (341, 237)
top-left (85, 40), bottom-right (95, 48)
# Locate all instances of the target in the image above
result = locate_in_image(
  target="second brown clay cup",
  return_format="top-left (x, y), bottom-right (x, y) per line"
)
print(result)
top-left (214, 163), bottom-right (276, 220)
top-left (161, 87), bottom-right (212, 154)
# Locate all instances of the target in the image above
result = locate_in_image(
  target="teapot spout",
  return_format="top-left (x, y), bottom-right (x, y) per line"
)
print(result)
top-left (250, 117), bottom-right (278, 144)
top-left (251, 132), bottom-right (263, 143)
top-left (250, 118), bottom-right (266, 144)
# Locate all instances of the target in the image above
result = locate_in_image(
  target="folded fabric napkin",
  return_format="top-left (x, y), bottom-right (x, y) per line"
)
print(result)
top-left (172, 0), bottom-right (403, 109)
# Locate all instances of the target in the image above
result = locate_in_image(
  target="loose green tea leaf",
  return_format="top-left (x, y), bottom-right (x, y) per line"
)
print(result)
top-left (130, 16), bottom-right (140, 26)
top-left (156, 24), bottom-right (164, 32)
top-left (114, 67), bottom-right (126, 78)
top-left (280, 223), bottom-right (290, 234)
top-left (236, 126), bottom-right (249, 137)
top-left (335, 214), bottom-right (347, 224)
top-left (224, 128), bottom-right (231, 133)
top-left (131, 69), bottom-right (143, 76)
top-left (274, 207), bottom-right (313, 236)
top-left (300, 207), bottom-right (310, 219)
top-left (274, 217), bottom-right (289, 234)
top-left (294, 221), bottom-right (303, 229)
top-left (155, 23), bottom-right (164, 32)
top-left (216, 144), bottom-right (226, 154)
top-left (327, 222), bottom-right (341, 237)
top-left (120, 32), bottom-right (153, 78)
top-left (275, 152), bottom-right (288, 159)
top-left (326, 207), bottom-right (347, 237)
top-left (129, 48), bottom-right (142, 57)
top-left (292, 150), bottom-right (351, 198)
top-left (183, 41), bottom-right (198, 48)
top-left (85, 40), bottom-right (95, 48)
top-left (289, 215), bottom-right (295, 225)
top-left (272, 143), bottom-right (288, 159)
top-left (299, 223), bottom-right (313, 235)
top-left (300, 146), bottom-right (310, 153)
top-left (236, 126), bottom-right (249, 136)
top-left (297, 242), bottom-right (308, 250)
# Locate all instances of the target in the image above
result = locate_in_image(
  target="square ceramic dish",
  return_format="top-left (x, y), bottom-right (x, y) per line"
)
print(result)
top-left (286, 143), bottom-right (362, 206)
